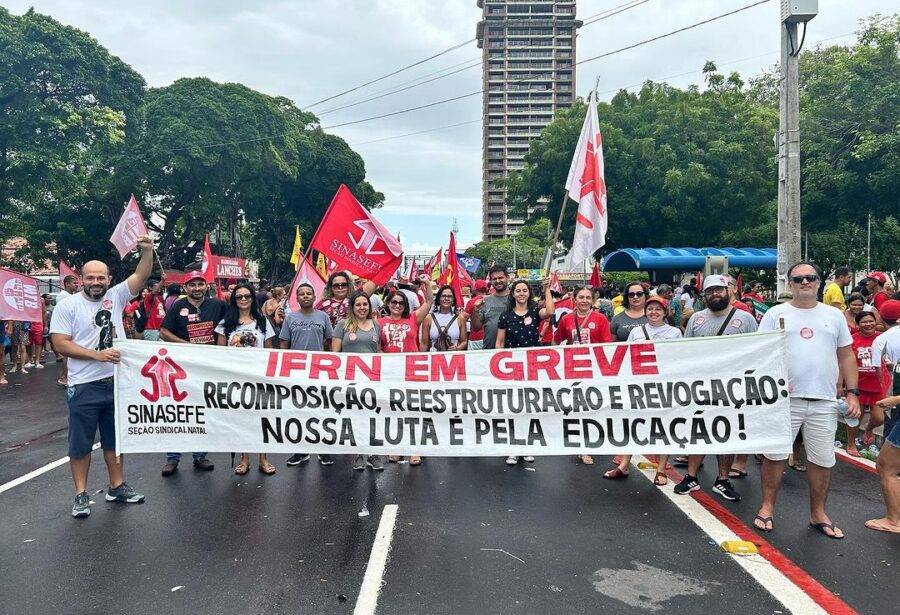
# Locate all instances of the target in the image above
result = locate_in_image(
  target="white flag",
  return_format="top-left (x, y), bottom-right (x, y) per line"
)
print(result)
top-left (565, 91), bottom-right (608, 265)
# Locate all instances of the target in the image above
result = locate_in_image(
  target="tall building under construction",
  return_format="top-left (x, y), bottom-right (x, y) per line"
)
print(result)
top-left (476, 1), bottom-right (581, 241)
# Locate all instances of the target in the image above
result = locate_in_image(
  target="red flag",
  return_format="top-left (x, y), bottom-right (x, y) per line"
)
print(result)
top-left (288, 257), bottom-right (327, 312)
top-left (58, 260), bottom-right (80, 288)
top-left (109, 194), bottom-right (149, 258)
top-left (694, 271), bottom-right (703, 292)
top-left (438, 232), bottom-right (463, 305)
top-left (566, 91), bottom-right (608, 264)
top-left (423, 247), bottom-right (442, 277)
top-left (0, 268), bottom-right (43, 323)
top-left (309, 185), bottom-right (402, 285)
top-left (407, 258), bottom-right (419, 280)
top-left (736, 274), bottom-right (744, 296)
top-left (588, 263), bottom-right (601, 288)
top-left (549, 271), bottom-right (563, 294)
top-left (200, 234), bottom-right (217, 283)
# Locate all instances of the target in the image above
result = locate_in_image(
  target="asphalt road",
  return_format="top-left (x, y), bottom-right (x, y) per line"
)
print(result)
top-left (1, 357), bottom-right (896, 615)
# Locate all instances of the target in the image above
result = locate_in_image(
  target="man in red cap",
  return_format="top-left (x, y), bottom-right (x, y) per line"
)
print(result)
top-left (865, 271), bottom-right (890, 311)
top-left (464, 279), bottom-right (489, 350)
top-left (158, 270), bottom-right (227, 476)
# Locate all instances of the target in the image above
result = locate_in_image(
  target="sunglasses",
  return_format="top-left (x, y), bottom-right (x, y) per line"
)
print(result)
top-left (627, 292), bottom-right (645, 298)
top-left (234, 294), bottom-right (253, 300)
top-left (790, 275), bottom-right (819, 284)
top-left (331, 282), bottom-right (349, 289)
top-left (389, 300), bottom-right (406, 306)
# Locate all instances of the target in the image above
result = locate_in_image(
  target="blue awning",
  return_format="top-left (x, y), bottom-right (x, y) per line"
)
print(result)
top-left (602, 247), bottom-right (777, 271)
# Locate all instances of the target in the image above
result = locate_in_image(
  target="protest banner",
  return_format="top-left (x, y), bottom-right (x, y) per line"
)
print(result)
top-left (109, 195), bottom-right (149, 258)
top-left (115, 333), bottom-right (791, 456)
top-left (0, 268), bottom-right (43, 322)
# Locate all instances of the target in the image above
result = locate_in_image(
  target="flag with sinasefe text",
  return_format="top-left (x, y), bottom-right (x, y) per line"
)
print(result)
top-left (566, 91), bottom-right (607, 265)
top-left (109, 195), bottom-right (149, 259)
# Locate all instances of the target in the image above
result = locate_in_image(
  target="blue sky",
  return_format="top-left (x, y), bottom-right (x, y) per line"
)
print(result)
top-left (7, 0), bottom-right (896, 254)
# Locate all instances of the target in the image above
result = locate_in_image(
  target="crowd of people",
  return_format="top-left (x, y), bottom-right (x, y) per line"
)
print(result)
top-left (8, 236), bottom-right (897, 536)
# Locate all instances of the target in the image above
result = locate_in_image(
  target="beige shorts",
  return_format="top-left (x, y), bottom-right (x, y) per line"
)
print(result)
top-left (764, 398), bottom-right (838, 468)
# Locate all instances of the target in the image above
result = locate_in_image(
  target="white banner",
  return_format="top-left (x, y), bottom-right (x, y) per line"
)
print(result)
top-left (114, 333), bottom-right (792, 456)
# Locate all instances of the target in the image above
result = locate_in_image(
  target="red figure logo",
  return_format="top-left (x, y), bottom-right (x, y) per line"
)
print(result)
top-left (140, 348), bottom-right (187, 402)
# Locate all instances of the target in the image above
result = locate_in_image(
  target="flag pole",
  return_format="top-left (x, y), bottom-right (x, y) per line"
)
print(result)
top-left (542, 77), bottom-right (600, 273)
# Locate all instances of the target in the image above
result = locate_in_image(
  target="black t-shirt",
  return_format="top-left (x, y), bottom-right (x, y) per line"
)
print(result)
top-left (498, 306), bottom-right (542, 349)
top-left (161, 297), bottom-right (227, 345)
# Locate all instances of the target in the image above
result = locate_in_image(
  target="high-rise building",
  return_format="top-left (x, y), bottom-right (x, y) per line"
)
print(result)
top-left (476, 1), bottom-right (580, 241)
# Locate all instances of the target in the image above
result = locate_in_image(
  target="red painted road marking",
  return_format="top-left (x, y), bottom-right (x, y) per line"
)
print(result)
top-left (664, 466), bottom-right (859, 615)
top-left (834, 447), bottom-right (877, 474)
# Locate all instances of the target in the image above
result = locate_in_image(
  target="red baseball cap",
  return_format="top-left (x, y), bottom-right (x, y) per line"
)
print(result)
top-left (645, 295), bottom-right (669, 309)
top-left (865, 271), bottom-right (887, 285)
top-left (474, 280), bottom-right (488, 291)
top-left (880, 299), bottom-right (900, 321)
top-left (183, 271), bottom-right (207, 284)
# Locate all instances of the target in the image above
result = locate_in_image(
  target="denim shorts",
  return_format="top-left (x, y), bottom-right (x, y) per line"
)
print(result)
top-left (67, 378), bottom-right (116, 458)
top-left (884, 408), bottom-right (899, 449)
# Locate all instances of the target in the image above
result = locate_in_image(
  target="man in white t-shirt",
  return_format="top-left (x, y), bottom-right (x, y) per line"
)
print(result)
top-left (754, 261), bottom-right (861, 539)
top-left (49, 235), bottom-right (155, 518)
top-left (53, 274), bottom-right (81, 386)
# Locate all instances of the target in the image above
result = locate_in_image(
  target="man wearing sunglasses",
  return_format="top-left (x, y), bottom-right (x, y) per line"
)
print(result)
top-left (754, 261), bottom-right (861, 538)
top-left (159, 271), bottom-right (227, 476)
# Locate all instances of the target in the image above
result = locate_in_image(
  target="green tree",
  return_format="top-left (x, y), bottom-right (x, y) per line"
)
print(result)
top-left (465, 218), bottom-right (549, 272)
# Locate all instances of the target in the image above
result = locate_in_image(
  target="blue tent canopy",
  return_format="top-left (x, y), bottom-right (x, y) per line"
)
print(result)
top-left (602, 247), bottom-right (777, 271)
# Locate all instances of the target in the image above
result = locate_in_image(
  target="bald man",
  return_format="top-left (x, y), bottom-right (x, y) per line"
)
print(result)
top-left (50, 235), bottom-right (155, 518)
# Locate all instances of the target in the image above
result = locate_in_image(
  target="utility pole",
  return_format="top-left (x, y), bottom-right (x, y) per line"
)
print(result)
top-left (776, 2), bottom-right (817, 294)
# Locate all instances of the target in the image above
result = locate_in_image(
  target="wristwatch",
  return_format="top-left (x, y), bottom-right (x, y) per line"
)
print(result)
top-left (845, 388), bottom-right (860, 396)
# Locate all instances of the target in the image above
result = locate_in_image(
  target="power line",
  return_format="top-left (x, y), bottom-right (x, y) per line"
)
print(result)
top-left (582, 0), bottom-right (650, 26)
top-left (302, 38), bottom-right (476, 109)
top-left (350, 119), bottom-right (482, 146)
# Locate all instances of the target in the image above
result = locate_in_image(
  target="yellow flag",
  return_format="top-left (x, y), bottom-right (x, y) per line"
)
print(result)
top-left (289, 226), bottom-right (302, 269)
top-left (316, 253), bottom-right (328, 279)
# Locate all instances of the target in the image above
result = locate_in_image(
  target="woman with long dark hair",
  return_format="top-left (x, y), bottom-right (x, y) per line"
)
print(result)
top-left (378, 278), bottom-right (433, 465)
top-left (497, 279), bottom-right (554, 466)
top-left (609, 281), bottom-right (649, 341)
top-left (332, 292), bottom-right (384, 471)
top-left (420, 285), bottom-right (468, 351)
top-left (214, 283), bottom-right (277, 476)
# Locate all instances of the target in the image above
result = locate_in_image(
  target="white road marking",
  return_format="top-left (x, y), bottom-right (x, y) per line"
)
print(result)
top-left (0, 442), bottom-right (100, 496)
top-left (629, 455), bottom-right (828, 615)
top-left (354, 504), bottom-right (399, 615)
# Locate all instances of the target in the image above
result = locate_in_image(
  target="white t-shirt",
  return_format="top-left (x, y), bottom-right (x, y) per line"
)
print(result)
top-left (872, 326), bottom-right (900, 368)
top-left (214, 318), bottom-right (275, 348)
top-left (49, 282), bottom-right (132, 386)
top-left (627, 322), bottom-right (683, 341)
top-left (759, 302), bottom-right (852, 400)
top-left (55, 289), bottom-right (73, 306)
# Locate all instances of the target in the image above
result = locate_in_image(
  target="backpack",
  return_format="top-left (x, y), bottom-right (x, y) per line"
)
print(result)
top-left (432, 315), bottom-right (454, 352)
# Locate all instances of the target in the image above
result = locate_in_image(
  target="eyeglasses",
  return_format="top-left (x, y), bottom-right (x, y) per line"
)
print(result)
top-left (234, 294), bottom-right (253, 300)
top-left (331, 282), bottom-right (349, 289)
top-left (627, 292), bottom-right (645, 298)
top-left (790, 275), bottom-right (819, 284)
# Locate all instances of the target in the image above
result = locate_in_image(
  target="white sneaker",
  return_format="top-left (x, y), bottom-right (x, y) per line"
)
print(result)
top-left (505, 456), bottom-right (518, 466)
top-left (523, 456), bottom-right (535, 462)
top-left (34, 363), bottom-right (44, 369)
top-left (24, 362), bottom-right (34, 368)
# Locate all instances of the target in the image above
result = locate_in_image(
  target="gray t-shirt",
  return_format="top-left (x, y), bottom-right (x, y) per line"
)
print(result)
top-left (333, 320), bottom-right (381, 353)
top-left (279, 309), bottom-right (333, 351)
top-left (610, 312), bottom-right (649, 341)
top-left (479, 294), bottom-right (510, 350)
top-left (685, 307), bottom-right (758, 337)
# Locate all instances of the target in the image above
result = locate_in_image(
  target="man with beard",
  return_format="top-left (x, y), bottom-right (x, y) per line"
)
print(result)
top-left (158, 271), bottom-right (226, 476)
top-left (49, 235), bottom-right (154, 517)
top-left (673, 275), bottom-right (758, 502)
top-left (469, 264), bottom-right (511, 350)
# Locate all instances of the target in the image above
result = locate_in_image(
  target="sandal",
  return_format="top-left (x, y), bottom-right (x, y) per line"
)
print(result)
top-left (259, 463), bottom-right (277, 475)
top-left (603, 467), bottom-right (628, 480)
top-left (409, 456), bottom-right (422, 466)
top-left (579, 455), bottom-right (595, 465)
top-left (653, 472), bottom-right (668, 486)
top-left (809, 522), bottom-right (844, 539)
top-left (753, 515), bottom-right (774, 532)
top-left (388, 455), bottom-right (400, 462)
top-left (234, 461), bottom-right (249, 475)
top-left (789, 461), bottom-right (807, 472)
top-left (845, 448), bottom-right (862, 458)
top-left (728, 468), bottom-right (748, 479)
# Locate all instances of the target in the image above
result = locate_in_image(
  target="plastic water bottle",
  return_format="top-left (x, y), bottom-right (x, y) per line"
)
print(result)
top-left (836, 399), bottom-right (859, 428)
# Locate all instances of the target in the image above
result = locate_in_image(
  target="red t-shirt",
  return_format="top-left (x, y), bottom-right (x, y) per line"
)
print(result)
top-left (144, 295), bottom-right (166, 330)
top-left (540, 297), bottom-right (574, 344)
top-left (873, 291), bottom-right (889, 311)
top-left (852, 330), bottom-right (882, 393)
top-left (378, 315), bottom-right (420, 353)
top-left (464, 296), bottom-right (484, 342)
top-left (554, 311), bottom-right (611, 345)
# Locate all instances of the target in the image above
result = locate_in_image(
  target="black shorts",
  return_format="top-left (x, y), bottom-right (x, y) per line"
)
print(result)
top-left (67, 378), bottom-right (115, 458)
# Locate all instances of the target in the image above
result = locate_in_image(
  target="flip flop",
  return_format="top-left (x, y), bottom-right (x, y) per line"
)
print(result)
top-left (579, 455), bottom-right (595, 465)
top-left (603, 467), bottom-right (628, 480)
top-left (845, 449), bottom-right (862, 458)
top-left (753, 515), bottom-right (773, 532)
top-left (259, 463), bottom-right (277, 475)
top-left (789, 462), bottom-right (807, 472)
top-left (409, 456), bottom-right (422, 466)
top-left (234, 462), bottom-right (249, 476)
top-left (728, 468), bottom-right (748, 479)
top-left (653, 472), bottom-right (668, 486)
top-left (865, 518), bottom-right (900, 534)
top-left (809, 522), bottom-right (844, 539)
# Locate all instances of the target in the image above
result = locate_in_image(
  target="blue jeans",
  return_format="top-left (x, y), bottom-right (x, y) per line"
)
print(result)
top-left (166, 452), bottom-right (207, 463)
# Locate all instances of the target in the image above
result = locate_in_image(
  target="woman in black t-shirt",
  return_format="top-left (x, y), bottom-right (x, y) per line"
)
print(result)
top-left (496, 279), bottom-right (554, 467)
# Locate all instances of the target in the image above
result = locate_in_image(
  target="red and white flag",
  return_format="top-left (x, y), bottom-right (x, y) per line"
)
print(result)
top-left (200, 234), bottom-right (217, 283)
top-left (110, 194), bottom-right (149, 259)
top-left (549, 271), bottom-right (563, 294)
top-left (438, 232), bottom-right (463, 305)
top-left (287, 257), bottom-right (326, 312)
top-left (58, 260), bottom-right (80, 287)
top-left (566, 91), bottom-right (607, 265)
top-left (309, 185), bottom-right (403, 285)
top-left (0, 268), bottom-right (43, 323)
top-left (407, 258), bottom-right (419, 281)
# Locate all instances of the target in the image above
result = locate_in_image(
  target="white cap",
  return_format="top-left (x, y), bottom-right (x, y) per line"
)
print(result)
top-left (702, 274), bottom-right (728, 291)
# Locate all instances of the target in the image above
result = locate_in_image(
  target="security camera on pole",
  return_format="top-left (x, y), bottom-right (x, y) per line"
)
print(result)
top-left (776, 1), bottom-right (817, 293)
